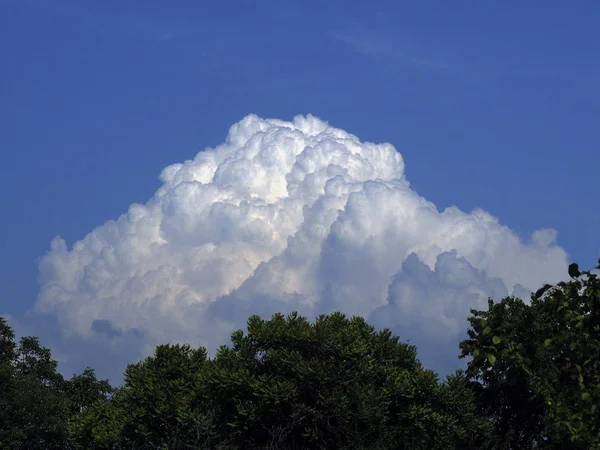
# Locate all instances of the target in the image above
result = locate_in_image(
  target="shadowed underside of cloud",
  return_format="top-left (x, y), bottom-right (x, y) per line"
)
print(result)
top-left (19, 114), bottom-right (568, 381)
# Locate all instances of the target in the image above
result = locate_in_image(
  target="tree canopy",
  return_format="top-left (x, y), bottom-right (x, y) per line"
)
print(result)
top-left (0, 317), bottom-right (111, 449)
top-left (68, 312), bottom-right (490, 449)
top-left (460, 260), bottom-right (600, 449)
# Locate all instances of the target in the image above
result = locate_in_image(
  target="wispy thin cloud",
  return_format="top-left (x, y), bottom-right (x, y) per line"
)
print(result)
top-left (330, 24), bottom-right (600, 96)
top-left (330, 27), bottom-right (450, 71)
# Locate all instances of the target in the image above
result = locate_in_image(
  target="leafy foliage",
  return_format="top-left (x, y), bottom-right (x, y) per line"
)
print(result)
top-left (68, 312), bottom-right (491, 449)
top-left (0, 317), bottom-right (112, 450)
top-left (460, 259), bottom-right (600, 449)
top-left (68, 343), bottom-right (209, 449)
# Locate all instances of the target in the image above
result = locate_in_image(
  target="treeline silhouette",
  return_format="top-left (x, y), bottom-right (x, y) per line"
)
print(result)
top-left (1, 261), bottom-right (599, 449)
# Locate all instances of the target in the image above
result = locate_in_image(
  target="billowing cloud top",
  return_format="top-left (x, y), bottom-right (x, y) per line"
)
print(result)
top-left (33, 114), bottom-right (568, 378)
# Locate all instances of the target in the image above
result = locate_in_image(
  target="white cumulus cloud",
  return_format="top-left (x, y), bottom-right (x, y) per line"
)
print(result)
top-left (29, 114), bottom-right (568, 380)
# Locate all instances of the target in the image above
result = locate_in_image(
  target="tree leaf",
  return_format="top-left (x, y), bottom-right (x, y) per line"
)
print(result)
top-left (568, 263), bottom-right (581, 278)
top-left (534, 284), bottom-right (552, 300)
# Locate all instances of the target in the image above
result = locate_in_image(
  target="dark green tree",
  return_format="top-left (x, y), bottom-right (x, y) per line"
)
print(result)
top-left (68, 312), bottom-right (492, 449)
top-left (197, 312), bottom-right (491, 449)
top-left (0, 317), bottom-right (113, 449)
top-left (0, 321), bottom-right (69, 449)
top-left (0, 317), bottom-right (18, 448)
top-left (68, 343), bottom-right (210, 449)
top-left (460, 260), bottom-right (600, 449)
top-left (66, 367), bottom-right (113, 416)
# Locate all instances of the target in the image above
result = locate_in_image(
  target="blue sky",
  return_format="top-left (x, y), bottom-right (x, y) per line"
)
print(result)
top-left (1, 1), bottom-right (599, 376)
